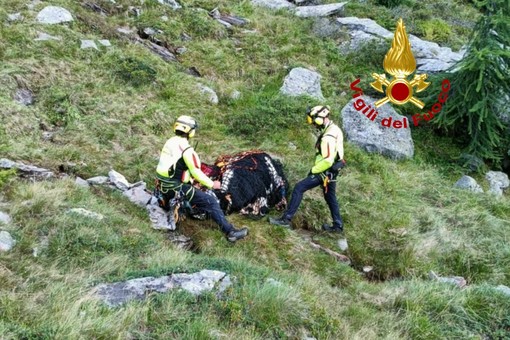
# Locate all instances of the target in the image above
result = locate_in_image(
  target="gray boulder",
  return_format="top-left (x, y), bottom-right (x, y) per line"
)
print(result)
top-left (340, 96), bottom-right (414, 160)
top-left (108, 170), bottom-right (131, 191)
top-left (96, 270), bottom-right (231, 307)
top-left (147, 204), bottom-right (176, 231)
top-left (251, 0), bottom-right (295, 10)
top-left (0, 231), bottom-right (16, 252)
top-left (0, 212), bottom-right (11, 225)
top-left (485, 171), bottom-right (509, 196)
top-left (123, 184), bottom-right (152, 207)
top-left (75, 177), bottom-right (89, 188)
top-left (0, 158), bottom-right (54, 180)
top-left (336, 17), bottom-right (463, 73)
top-left (197, 84), bottom-right (219, 105)
top-left (157, 0), bottom-right (182, 9)
top-left (280, 67), bottom-right (324, 100)
top-left (13, 88), bottom-right (34, 106)
top-left (294, 3), bottom-right (346, 18)
top-left (454, 175), bottom-right (483, 193)
top-left (36, 6), bottom-right (74, 24)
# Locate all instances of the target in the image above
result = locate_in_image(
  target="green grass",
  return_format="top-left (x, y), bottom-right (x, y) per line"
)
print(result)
top-left (0, 0), bottom-right (508, 338)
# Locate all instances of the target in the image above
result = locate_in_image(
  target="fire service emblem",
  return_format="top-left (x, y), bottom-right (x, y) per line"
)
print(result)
top-left (370, 19), bottom-right (430, 109)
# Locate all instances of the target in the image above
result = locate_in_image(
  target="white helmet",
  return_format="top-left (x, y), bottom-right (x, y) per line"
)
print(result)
top-left (174, 115), bottom-right (198, 138)
top-left (306, 105), bottom-right (330, 126)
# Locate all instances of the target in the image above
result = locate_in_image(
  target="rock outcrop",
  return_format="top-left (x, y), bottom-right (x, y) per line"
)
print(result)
top-left (96, 270), bottom-right (232, 307)
top-left (294, 3), bottom-right (346, 18)
top-left (0, 159), bottom-right (54, 180)
top-left (336, 17), bottom-right (464, 73)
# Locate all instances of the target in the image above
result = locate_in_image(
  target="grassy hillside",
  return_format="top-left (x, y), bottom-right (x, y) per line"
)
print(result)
top-left (1, 0), bottom-right (509, 339)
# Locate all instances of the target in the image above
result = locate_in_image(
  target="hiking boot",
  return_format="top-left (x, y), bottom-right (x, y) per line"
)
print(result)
top-left (269, 216), bottom-right (291, 228)
top-left (322, 223), bottom-right (343, 233)
top-left (227, 227), bottom-right (249, 243)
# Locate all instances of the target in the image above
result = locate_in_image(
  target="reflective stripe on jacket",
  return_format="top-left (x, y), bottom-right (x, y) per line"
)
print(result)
top-left (311, 122), bottom-right (344, 174)
top-left (156, 136), bottom-right (214, 189)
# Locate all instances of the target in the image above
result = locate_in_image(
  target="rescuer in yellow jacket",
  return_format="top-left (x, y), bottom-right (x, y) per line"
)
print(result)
top-left (156, 115), bottom-right (248, 242)
top-left (270, 106), bottom-right (345, 232)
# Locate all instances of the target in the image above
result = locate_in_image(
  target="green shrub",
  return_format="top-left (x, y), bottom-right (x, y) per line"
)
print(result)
top-left (114, 57), bottom-right (157, 87)
top-left (42, 88), bottom-right (83, 127)
top-left (375, 0), bottom-right (407, 8)
top-left (417, 19), bottom-right (452, 43)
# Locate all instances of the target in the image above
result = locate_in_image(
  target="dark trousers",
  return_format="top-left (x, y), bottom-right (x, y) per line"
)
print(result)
top-left (283, 174), bottom-right (343, 228)
top-left (163, 184), bottom-right (233, 234)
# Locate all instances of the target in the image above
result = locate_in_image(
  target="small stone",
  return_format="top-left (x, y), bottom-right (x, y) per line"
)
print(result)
top-left (86, 176), bottom-right (109, 185)
top-left (0, 212), bottom-right (11, 225)
top-left (81, 40), bottom-right (99, 50)
top-left (36, 6), bottom-right (74, 24)
top-left (0, 231), bottom-right (16, 252)
top-left (143, 27), bottom-right (157, 36)
top-left (27, 0), bottom-right (42, 10)
top-left (175, 47), bottom-right (187, 55)
top-left (454, 175), bottom-right (483, 193)
top-left (157, 0), bottom-right (182, 9)
top-left (34, 32), bottom-right (61, 41)
top-left (161, 15), bottom-right (169, 21)
top-left (495, 285), bottom-right (510, 297)
top-left (388, 228), bottom-right (408, 236)
top-left (67, 208), bottom-right (104, 220)
top-left (363, 266), bottom-right (373, 273)
top-left (180, 32), bottom-right (192, 41)
top-left (230, 90), bottom-right (241, 100)
top-left (147, 204), bottom-right (175, 230)
top-left (197, 84), bottom-right (219, 105)
top-left (13, 88), bottom-right (34, 106)
top-left (98, 39), bottom-right (111, 47)
top-left (337, 238), bottom-right (348, 251)
top-left (288, 142), bottom-right (297, 150)
top-left (117, 27), bottom-right (134, 35)
top-left (42, 131), bottom-right (54, 141)
top-left (75, 177), bottom-right (89, 188)
top-left (128, 6), bottom-right (142, 17)
top-left (7, 13), bottom-right (23, 22)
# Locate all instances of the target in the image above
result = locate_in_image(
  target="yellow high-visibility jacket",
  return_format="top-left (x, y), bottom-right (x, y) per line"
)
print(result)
top-left (311, 122), bottom-right (344, 174)
top-left (156, 136), bottom-right (214, 189)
